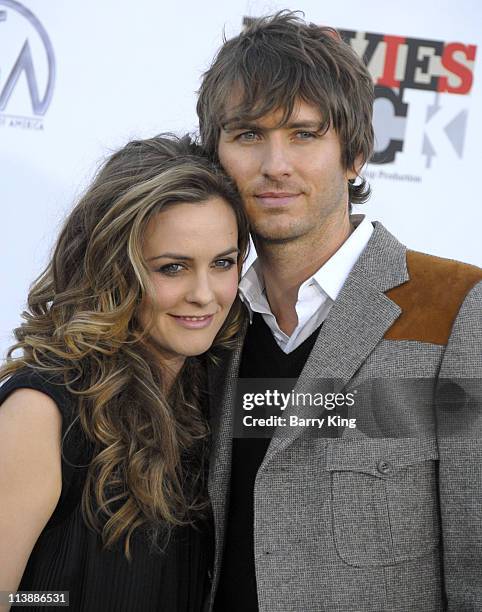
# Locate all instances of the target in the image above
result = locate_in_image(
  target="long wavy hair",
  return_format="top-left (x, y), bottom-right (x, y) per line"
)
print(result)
top-left (0, 134), bottom-right (249, 557)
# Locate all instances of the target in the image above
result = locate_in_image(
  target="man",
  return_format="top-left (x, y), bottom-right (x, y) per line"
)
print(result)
top-left (197, 12), bottom-right (482, 611)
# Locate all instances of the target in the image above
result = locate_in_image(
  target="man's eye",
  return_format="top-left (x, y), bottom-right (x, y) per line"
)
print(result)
top-left (213, 258), bottom-right (236, 269)
top-left (296, 131), bottom-right (317, 139)
top-left (237, 131), bottom-right (259, 142)
top-left (157, 263), bottom-right (185, 276)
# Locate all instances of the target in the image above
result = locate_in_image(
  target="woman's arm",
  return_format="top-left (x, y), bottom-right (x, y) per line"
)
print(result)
top-left (0, 389), bottom-right (62, 611)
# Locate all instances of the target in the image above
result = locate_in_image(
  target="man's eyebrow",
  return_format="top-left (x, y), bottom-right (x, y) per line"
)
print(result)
top-left (147, 247), bottom-right (239, 262)
top-left (285, 121), bottom-right (324, 130)
top-left (221, 120), bottom-right (258, 132)
top-left (221, 120), bottom-right (324, 132)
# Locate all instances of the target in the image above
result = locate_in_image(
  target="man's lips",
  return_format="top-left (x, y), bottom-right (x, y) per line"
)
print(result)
top-left (254, 192), bottom-right (301, 207)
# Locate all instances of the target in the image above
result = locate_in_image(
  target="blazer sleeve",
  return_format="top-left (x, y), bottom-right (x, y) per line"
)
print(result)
top-left (436, 279), bottom-right (482, 610)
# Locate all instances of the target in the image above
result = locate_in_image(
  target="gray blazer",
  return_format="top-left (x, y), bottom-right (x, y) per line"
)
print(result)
top-left (207, 222), bottom-right (482, 612)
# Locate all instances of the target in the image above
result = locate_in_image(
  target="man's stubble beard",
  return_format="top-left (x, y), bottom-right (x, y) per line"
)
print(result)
top-left (246, 196), bottom-right (341, 248)
top-left (250, 217), bottom-right (315, 246)
top-left (244, 178), bottom-right (349, 248)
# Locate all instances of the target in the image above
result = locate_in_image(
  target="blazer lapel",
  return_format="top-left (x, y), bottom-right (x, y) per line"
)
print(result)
top-left (264, 222), bottom-right (410, 462)
top-left (207, 320), bottom-right (247, 583)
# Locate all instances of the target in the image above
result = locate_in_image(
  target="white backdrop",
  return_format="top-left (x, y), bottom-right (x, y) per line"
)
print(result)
top-left (1, 0), bottom-right (481, 356)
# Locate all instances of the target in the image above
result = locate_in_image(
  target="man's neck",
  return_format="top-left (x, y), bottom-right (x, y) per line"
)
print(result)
top-left (255, 214), bottom-right (353, 336)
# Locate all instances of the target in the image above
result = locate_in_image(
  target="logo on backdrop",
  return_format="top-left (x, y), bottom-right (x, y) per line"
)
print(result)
top-left (242, 18), bottom-right (477, 182)
top-left (339, 29), bottom-right (477, 180)
top-left (0, 0), bottom-right (56, 130)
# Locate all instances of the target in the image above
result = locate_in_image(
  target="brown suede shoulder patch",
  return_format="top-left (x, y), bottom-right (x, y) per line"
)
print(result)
top-left (384, 250), bottom-right (482, 345)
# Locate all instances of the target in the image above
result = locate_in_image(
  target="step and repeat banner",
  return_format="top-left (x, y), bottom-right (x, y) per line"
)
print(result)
top-left (1, 0), bottom-right (481, 354)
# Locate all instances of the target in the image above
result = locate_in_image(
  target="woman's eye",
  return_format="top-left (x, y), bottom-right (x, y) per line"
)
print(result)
top-left (213, 258), bottom-right (235, 269)
top-left (157, 263), bottom-right (185, 276)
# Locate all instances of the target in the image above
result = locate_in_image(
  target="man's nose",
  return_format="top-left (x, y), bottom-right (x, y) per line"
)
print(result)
top-left (185, 272), bottom-right (216, 306)
top-left (259, 139), bottom-right (293, 180)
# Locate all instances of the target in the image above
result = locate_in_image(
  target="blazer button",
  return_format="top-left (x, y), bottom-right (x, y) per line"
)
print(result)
top-left (377, 460), bottom-right (392, 475)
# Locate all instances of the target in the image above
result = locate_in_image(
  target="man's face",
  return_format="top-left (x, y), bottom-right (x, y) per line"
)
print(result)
top-left (218, 99), bottom-right (357, 244)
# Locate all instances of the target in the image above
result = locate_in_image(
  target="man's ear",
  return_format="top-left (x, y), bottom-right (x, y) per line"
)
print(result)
top-left (346, 154), bottom-right (364, 181)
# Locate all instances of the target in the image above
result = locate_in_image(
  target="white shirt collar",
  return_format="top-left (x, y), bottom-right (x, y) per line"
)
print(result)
top-left (311, 214), bottom-right (374, 301)
top-left (239, 214), bottom-right (373, 321)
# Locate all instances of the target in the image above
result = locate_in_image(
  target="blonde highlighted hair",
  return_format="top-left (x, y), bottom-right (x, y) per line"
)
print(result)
top-left (1, 134), bottom-right (249, 557)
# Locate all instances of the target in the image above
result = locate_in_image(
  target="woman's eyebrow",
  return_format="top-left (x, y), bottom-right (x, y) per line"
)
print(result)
top-left (214, 247), bottom-right (240, 257)
top-left (148, 247), bottom-right (239, 262)
top-left (148, 253), bottom-right (192, 262)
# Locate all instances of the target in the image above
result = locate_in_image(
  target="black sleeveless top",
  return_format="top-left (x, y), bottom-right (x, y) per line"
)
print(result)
top-left (0, 369), bottom-right (213, 612)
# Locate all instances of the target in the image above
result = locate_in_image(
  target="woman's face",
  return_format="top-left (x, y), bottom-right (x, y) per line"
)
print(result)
top-left (139, 196), bottom-right (240, 371)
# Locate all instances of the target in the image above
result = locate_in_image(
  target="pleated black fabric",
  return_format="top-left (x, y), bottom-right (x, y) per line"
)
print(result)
top-left (0, 369), bottom-right (212, 612)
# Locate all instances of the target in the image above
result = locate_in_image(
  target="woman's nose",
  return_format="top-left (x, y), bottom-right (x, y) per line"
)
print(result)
top-left (185, 273), bottom-right (216, 306)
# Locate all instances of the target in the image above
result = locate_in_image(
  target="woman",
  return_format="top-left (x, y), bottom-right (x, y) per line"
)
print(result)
top-left (0, 134), bottom-right (249, 611)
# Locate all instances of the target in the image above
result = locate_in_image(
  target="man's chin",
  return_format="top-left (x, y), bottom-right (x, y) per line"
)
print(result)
top-left (252, 226), bottom-right (307, 245)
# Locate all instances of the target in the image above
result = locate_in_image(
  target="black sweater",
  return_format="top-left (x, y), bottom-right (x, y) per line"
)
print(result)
top-left (214, 313), bottom-right (322, 612)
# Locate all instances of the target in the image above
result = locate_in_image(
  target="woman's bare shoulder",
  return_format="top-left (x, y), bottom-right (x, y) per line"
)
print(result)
top-left (0, 388), bottom-right (63, 595)
top-left (0, 385), bottom-right (62, 501)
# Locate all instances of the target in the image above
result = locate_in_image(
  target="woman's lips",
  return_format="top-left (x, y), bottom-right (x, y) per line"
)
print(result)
top-left (254, 192), bottom-right (301, 207)
top-left (168, 314), bottom-right (215, 329)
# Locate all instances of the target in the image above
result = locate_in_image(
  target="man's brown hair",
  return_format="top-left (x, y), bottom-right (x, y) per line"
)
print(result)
top-left (197, 10), bottom-right (374, 204)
